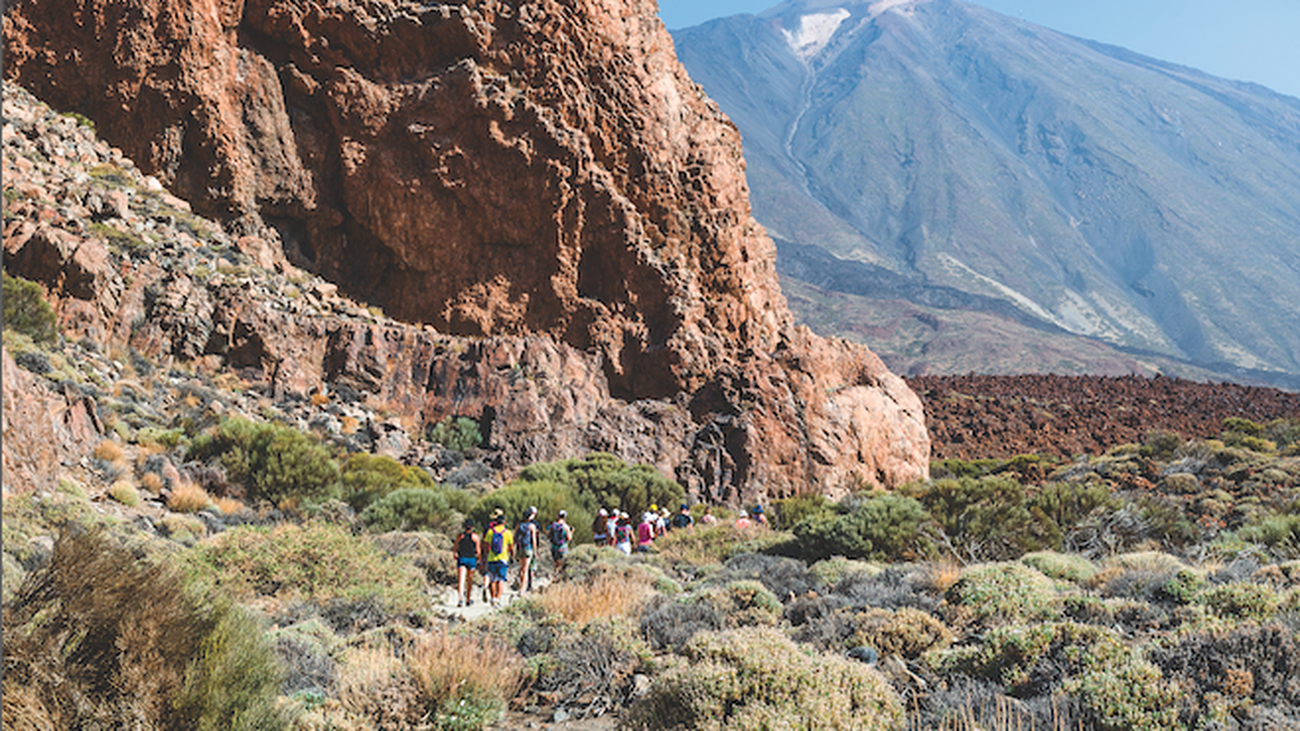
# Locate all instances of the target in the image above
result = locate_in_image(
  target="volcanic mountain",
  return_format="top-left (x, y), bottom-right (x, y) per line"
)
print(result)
top-left (672, 0), bottom-right (1300, 385)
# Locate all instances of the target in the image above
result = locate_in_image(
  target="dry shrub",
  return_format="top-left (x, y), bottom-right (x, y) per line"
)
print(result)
top-left (531, 617), bottom-right (647, 720)
top-left (310, 391), bottom-right (330, 407)
top-left (2, 527), bottom-right (287, 730)
top-left (158, 514), bottom-right (207, 545)
top-left (334, 642), bottom-right (421, 729)
top-left (923, 560), bottom-right (964, 593)
top-left (140, 471), bottom-right (165, 493)
top-left (640, 594), bottom-right (725, 651)
top-left (851, 606), bottom-right (953, 659)
top-left (213, 496), bottom-right (245, 516)
top-left (333, 630), bottom-right (521, 730)
top-left (1, 685), bottom-right (54, 731)
top-left (169, 481), bottom-right (212, 513)
top-left (409, 631), bottom-right (523, 726)
top-left (340, 415), bottom-right (360, 434)
top-left (93, 439), bottom-right (126, 463)
top-left (1150, 624), bottom-right (1300, 726)
top-left (534, 572), bottom-right (653, 624)
top-left (107, 480), bottom-right (140, 507)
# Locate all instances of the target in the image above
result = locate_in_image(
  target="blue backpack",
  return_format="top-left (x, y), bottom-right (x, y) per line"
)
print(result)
top-left (490, 525), bottom-right (505, 555)
top-left (517, 520), bottom-right (536, 550)
top-left (548, 521), bottom-right (569, 548)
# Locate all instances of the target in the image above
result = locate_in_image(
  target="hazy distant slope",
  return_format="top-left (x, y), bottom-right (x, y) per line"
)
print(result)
top-left (674, 0), bottom-right (1300, 382)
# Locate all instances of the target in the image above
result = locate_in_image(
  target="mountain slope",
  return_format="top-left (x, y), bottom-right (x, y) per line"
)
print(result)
top-left (673, 0), bottom-right (1300, 383)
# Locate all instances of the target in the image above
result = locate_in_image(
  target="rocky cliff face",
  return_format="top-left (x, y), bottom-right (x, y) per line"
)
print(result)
top-left (3, 0), bottom-right (929, 500)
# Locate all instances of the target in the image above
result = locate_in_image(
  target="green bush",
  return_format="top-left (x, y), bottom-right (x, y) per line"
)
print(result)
top-left (3, 527), bottom-right (289, 730)
top-left (621, 627), bottom-right (902, 731)
top-left (172, 604), bottom-right (291, 731)
top-left (930, 458), bottom-right (1006, 480)
top-left (1030, 481), bottom-right (1115, 537)
top-left (189, 417), bottom-right (340, 506)
top-left (514, 452), bottom-right (683, 521)
top-left (2, 273), bottom-right (58, 344)
top-left (1197, 581), bottom-right (1280, 622)
top-left (426, 415), bottom-right (483, 452)
top-left (341, 453), bottom-right (437, 511)
top-left (793, 493), bottom-right (931, 562)
top-left (1236, 512), bottom-right (1300, 554)
top-left (773, 494), bottom-right (832, 530)
top-left (1140, 430), bottom-right (1184, 460)
top-left (945, 562), bottom-right (1062, 629)
top-left (180, 521), bottom-right (427, 613)
top-left (360, 487), bottom-right (459, 534)
top-left (1021, 550), bottom-right (1098, 584)
top-left (909, 476), bottom-right (1058, 560)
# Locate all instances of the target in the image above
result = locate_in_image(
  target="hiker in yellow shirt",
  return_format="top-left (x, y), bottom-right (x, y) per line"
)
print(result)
top-left (484, 508), bottom-right (515, 607)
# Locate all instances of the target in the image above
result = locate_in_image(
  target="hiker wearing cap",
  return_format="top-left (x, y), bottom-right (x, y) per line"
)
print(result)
top-left (752, 505), bottom-right (769, 526)
top-left (455, 518), bottom-right (482, 607)
top-left (484, 509), bottom-right (514, 607)
top-left (636, 511), bottom-right (656, 552)
top-left (671, 503), bottom-right (695, 531)
top-left (592, 508), bottom-right (609, 546)
top-left (548, 510), bottom-right (574, 577)
top-left (614, 511), bottom-right (634, 555)
top-left (516, 506), bottom-right (540, 594)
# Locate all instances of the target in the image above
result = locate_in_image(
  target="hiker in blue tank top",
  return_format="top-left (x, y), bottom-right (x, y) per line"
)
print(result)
top-left (516, 506), bottom-right (539, 594)
top-left (548, 510), bottom-right (574, 577)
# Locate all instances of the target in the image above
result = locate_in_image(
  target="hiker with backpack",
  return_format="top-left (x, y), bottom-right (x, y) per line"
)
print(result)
top-left (614, 511), bottom-right (634, 555)
top-left (592, 508), bottom-right (609, 547)
top-left (548, 510), bottom-right (574, 577)
top-left (516, 506), bottom-right (540, 594)
top-left (670, 503), bottom-right (695, 531)
top-left (484, 508), bottom-right (514, 607)
top-left (455, 518), bottom-right (482, 607)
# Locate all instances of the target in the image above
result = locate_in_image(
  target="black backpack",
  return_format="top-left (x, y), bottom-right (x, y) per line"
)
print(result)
top-left (457, 530), bottom-right (477, 558)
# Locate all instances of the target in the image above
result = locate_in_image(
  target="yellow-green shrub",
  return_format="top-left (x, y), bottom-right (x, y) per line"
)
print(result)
top-left (945, 562), bottom-right (1062, 629)
top-left (180, 522), bottom-right (426, 614)
top-left (621, 627), bottom-right (901, 731)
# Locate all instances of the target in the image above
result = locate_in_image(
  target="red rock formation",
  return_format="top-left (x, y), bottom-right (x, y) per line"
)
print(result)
top-left (2, 348), bottom-right (103, 495)
top-left (3, 0), bottom-right (931, 499)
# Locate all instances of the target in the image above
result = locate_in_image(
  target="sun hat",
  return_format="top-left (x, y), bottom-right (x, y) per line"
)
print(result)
top-left (558, 509), bottom-right (568, 518)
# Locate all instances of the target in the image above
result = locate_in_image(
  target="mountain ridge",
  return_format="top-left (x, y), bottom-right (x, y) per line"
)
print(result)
top-left (673, 0), bottom-right (1300, 385)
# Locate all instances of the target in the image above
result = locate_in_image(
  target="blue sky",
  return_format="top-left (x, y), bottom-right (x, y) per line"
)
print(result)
top-left (655, 0), bottom-right (1300, 99)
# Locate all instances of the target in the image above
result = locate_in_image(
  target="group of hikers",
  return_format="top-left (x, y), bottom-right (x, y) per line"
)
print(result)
top-left (454, 503), bottom-right (769, 607)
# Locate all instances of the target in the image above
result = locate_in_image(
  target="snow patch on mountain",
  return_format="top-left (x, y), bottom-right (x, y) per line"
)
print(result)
top-left (781, 8), bottom-right (850, 60)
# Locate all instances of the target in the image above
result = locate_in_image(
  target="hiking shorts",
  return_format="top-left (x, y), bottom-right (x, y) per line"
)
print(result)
top-left (551, 546), bottom-right (569, 563)
top-left (519, 546), bottom-right (535, 558)
top-left (487, 560), bottom-right (508, 583)
top-left (457, 557), bottom-right (478, 570)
